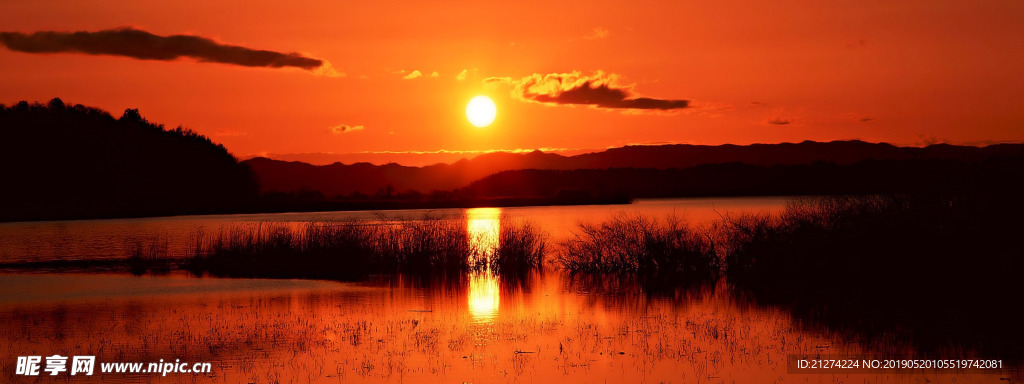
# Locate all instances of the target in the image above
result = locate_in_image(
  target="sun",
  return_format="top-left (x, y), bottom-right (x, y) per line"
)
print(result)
top-left (466, 96), bottom-right (496, 127)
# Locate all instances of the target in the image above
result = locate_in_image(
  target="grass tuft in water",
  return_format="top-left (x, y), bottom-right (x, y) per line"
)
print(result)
top-left (185, 215), bottom-right (545, 280)
top-left (556, 213), bottom-right (720, 278)
top-left (494, 220), bottom-right (547, 273)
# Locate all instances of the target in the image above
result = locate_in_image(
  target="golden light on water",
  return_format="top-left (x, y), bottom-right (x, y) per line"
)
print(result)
top-left (468, 271), bottom-right (500, 321)
top-left (466, 207), bottom-right (502, 322)
top-left (467, 207), bottom-right (501, 267)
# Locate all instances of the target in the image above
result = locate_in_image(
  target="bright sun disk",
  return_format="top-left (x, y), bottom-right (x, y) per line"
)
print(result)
top-left (466, 96), bottom-right (496, 127)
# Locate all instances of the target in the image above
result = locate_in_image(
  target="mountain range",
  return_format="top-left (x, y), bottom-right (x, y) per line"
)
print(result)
top-left (244, 140), bottom-right (1024, 197)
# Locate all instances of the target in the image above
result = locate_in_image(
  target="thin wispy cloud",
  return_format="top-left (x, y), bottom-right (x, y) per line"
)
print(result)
top-left (455, 68), bottom-right (478, 81)
top-left (399, 69), bottom-right (439, 80)
top-left (329, 124), bottom-right (365, 134)
top-left (486, 71), bottom-right (689, 110)
top-left (582, 28), bottom-right (610, 40)
top-left (757, 106), bottom-right (810, 126)
top-left (0, 27), bottom-right (334, 73)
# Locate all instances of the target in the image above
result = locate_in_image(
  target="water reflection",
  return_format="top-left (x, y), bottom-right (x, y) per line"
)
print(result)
top-left (6, 272), bottom-right (1002, 383)
top-left (466, 208), bottom-right (501, 323)
top-left (0, 197), bottom-right (790, 264)
top-left (466, 207), bottom-right (500, 266)
top-left (467, 272), bottom-right (499, 322)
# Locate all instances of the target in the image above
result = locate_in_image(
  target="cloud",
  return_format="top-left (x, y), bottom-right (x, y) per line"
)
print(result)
top-left (329, 124), bottom-right (365, 134)
top-left (402, 70), bottom-right (423, 79)
top-left (398, 69), bottom-right (438, 80)
top-left (486, 71), bottom-right (689, 110)
top-left (455, 68), bottom-right (478, 81)
top-left (752, 104), bottom-right (805, 126)
top-left (0, 27), bottom-right (328, 71)
top-left (582, 28), bottom-right (610, 40)
top-left (312, 62), bottom-right (344, 78)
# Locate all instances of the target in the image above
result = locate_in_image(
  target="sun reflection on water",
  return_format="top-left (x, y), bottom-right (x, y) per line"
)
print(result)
top-left (466, 208), bottom-right (501, 323)
top-left (468, 271), bottom-right (499, 322)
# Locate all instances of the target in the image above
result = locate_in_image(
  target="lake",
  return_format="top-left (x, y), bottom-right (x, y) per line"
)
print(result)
top-left (0, 197), bottom-right (793, 264)
top-left (0, 197), bottom-right (1013, 383)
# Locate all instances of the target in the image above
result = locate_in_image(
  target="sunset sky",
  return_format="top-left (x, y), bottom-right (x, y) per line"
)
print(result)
top-left (1, 0), bottom-right (1022, 165)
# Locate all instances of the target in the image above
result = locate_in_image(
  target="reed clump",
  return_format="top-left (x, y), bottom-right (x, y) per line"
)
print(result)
top-left (554, 193), bottom-right (1024, 360)
top-left (722, 195), bottom-right (894, 289)
top-left (494, 220), bottom-right (547, 273)
top-left (186, 215), bottom-right (546, 280)
top-left (721, 193), bottom-right (1024, 359)
top-left (127, 236), bottom-right (172, 275)
top-left (557, 213), bottom-right (720, 277)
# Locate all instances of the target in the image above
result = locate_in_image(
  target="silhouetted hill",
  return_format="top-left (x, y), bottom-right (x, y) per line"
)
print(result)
top-left (458, 156), bottom-right (1024, 199)
top-left (0, 99), bottom-right (258, 221)
top-left (245, 140), bottom-right (1024, 197)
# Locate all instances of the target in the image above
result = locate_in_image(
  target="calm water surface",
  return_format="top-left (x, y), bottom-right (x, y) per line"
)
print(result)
top-left (0, 197), bottom-right (790, 263)
top-left (0, 197), bottom-right (1012, 383)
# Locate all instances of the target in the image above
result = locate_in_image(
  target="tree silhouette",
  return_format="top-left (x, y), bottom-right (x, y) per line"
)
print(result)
top-left (0, 99), bottom-right (259, 221)
top-left (120, 107), bottom-right (142, 122)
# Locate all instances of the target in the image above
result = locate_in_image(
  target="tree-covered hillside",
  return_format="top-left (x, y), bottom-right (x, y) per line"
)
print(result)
top-left (0, 98), bottom-right (258, 221)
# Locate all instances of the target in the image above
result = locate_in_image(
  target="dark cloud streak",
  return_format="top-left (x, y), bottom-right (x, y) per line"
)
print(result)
top-left (0, 27), bottom-right (324, 70)
top-left (532, 82), bottom-right (688, 110)
top-left (491, 71), bottom-right (689, 111)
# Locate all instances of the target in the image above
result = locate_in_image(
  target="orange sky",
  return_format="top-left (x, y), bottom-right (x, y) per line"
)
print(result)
top-left (1, 0), bottom-right (1022, 165)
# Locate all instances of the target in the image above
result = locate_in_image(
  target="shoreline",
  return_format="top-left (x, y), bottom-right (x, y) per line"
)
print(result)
top-left (0, 196), bottom-right (634, 224)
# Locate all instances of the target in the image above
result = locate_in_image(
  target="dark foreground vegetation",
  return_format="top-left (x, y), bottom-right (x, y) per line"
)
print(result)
top-left (181, 215), bottom-right (545, 280)
top-left (559, 214), bottom-right (720, 277)
top-left (725, 192), bottom-right (1024, 360)
top-left (0, 214), bottom-right (547, 281)
top-left (556, 185), bottom-right (1024, 360)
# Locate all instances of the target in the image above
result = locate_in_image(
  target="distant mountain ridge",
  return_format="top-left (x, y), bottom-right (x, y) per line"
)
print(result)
top-left (5, 97), bottom-right (1018, 222)
top-left (244, 140), bottom-right (1024, 197)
